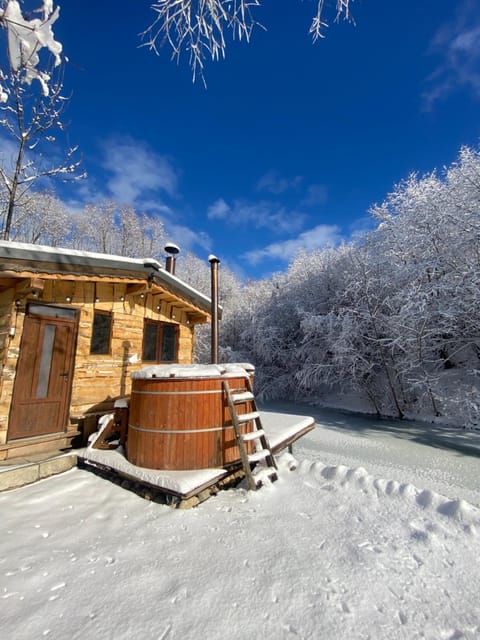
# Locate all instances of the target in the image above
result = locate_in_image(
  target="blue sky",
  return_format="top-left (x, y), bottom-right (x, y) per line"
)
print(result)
top-left (50, 0), bottom-right (480, 279)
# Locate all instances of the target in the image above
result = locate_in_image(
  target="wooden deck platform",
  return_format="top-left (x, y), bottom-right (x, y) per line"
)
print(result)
top-left (79, 409), bottom-right (315, 506)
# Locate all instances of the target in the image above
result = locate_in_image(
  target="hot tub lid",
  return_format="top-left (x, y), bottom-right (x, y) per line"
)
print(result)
top-left (131, 363), bottom-right (255, 380)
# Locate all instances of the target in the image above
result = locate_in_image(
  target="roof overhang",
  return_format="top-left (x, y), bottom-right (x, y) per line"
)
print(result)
top-left (0, 241), bottom-right (222, 321)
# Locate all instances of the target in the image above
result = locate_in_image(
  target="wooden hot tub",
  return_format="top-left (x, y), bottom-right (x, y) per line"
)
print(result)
top-left (126, 364), bottom-right (255, 470)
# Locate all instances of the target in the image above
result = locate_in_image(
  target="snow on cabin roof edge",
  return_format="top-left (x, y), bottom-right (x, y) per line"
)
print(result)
top-left (0, 240), bottom-right (219, 317)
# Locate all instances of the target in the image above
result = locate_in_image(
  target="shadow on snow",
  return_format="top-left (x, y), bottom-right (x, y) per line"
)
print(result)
top-left (260, 400), bottom-right (480, 461)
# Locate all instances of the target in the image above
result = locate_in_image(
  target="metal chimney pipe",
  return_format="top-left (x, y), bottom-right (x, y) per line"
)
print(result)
top-left (164, 243), bottom-right (180, 274)
top-left (208, 254), bottom-right (220, 364)
top-left (165, 256), bottom-right (175, 274)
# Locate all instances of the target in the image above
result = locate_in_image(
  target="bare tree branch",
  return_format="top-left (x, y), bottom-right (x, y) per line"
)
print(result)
top-left (142, 0), bottom-right (353, 83)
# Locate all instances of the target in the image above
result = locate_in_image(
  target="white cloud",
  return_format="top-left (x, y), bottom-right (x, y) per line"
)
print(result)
top-left (102, 137), bottom-right (179, 205)
top-left (423, 1), bottom-right (480, 108)
top-left (207, 197), bottom-right (306, 233)
top-left (165, 223), bottom-right (212, 254)
top-left (207, 198), bottom-right (230, 220)
top-left (301, 183), bottom-right (328, 207)
top-left (256, 169), bottom-right (303, 194)
top-left (242, 224), bottom-right (341, 265)
top-left (137, 198), bottom-right (174, 216)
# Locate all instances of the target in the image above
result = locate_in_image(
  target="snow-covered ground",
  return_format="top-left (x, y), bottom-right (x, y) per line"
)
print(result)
top-left (1, 405), bottom-right (479, 640)
top-left (277, 401), bottom-right (480, 508)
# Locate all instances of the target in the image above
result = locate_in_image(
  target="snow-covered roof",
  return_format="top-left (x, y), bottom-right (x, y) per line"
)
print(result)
top-left (0, 240), bottom-right (217, 317)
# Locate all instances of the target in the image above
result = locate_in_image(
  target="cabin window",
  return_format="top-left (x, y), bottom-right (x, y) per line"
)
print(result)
top-left (90, 311), bottom-right (112, 355)
top-left (143, 320), bottom-right (178, 362)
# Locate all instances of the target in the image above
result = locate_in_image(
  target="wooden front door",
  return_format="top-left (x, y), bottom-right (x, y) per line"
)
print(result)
top-left (8, 304), bottom-right (78, 440)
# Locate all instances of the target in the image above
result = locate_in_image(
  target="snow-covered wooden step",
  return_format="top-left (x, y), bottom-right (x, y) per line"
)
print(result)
top-left (253, 466), bottom-right (278, 484)
top-left (241, 429), bottom-right (265, 442)
top-left (237, 411), bottom-right (260, 424)
top-left (248, 449), bottom-right (271, 463)
top-left (222, 377), bottom-right (278, 490)
top-left (231, 391), bottom-right (255, 404)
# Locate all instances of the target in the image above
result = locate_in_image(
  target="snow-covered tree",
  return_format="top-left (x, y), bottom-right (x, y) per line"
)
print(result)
top-left (70, 200), bottom-right (167, 258)
top-left (369, 150), bottom-right (480, 423)
top-left (9, 188), bottom-right (68, 244)
top-left (212, 145), bottom-right (480, 427)
top-left (137, 210), bottom-right (170, 258)
top-left (0, 0), bottom-right (83, 239)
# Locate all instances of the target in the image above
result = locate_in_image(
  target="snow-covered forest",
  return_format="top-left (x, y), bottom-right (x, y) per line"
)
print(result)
top-left (213, 146), bottom-right (480, 428)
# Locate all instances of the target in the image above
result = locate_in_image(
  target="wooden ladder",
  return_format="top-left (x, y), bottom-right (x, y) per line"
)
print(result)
top-left (223, 377), bottom-right (278, 490)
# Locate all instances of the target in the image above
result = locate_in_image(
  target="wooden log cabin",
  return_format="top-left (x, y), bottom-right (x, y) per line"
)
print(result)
top-left (0, 241), bottom-right (213, 461)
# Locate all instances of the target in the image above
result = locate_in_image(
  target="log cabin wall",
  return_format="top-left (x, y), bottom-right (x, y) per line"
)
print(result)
top-left (0, 286), bottom-right (17, 446)
top-left (0, 273), bottom-right (205, 456)
top-left (65, 279), bottom-right (195, 416)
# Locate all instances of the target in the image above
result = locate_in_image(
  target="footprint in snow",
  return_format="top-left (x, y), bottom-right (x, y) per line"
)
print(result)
top-left (158, 623), bottom-right (172, 640)
top-left (6, 565), bottom-right (32, 577)
top-left (298, 512), bottom-right (312, 520)
top-left (398, 610), bottom-right (408, 625)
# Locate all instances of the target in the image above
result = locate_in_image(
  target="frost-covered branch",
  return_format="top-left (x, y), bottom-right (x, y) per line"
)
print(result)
top-left (310, 0), bottom-right (352, 42)
top-left (143, 0), bottom-right (353, 82)
top-left (0, 0), bottom-right (62, 101)
top-left (0, 0), bottom-right (84, 239)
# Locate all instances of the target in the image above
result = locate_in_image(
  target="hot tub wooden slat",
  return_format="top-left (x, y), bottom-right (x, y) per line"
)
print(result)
top-left (127, 374), bottom-right (252, 470)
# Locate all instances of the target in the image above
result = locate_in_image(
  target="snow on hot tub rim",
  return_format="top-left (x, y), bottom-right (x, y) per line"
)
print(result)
top-left (131, 362), bottom-right (255, 380)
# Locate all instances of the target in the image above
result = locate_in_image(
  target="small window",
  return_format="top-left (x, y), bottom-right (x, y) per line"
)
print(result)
top-left (161, 324), bottom-right (177, 361)
top-left (143, 321), bottom-right (158, 361)
top-left (90, 311), bottom-right (112, 355)
top-left (143, 320), bottom-right (178, 363)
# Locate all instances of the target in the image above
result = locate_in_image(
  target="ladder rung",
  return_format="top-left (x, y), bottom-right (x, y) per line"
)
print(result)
top-left (231, 391), bottom-right (255, 403)
top-left (237, 411), bottom-right (260, 424)
top-left (248, 449), bottom-right (271, 463)
top-left (241, 429), bottom-right (265, 442)
top-left (223, 378), bottom-right (278, 489)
